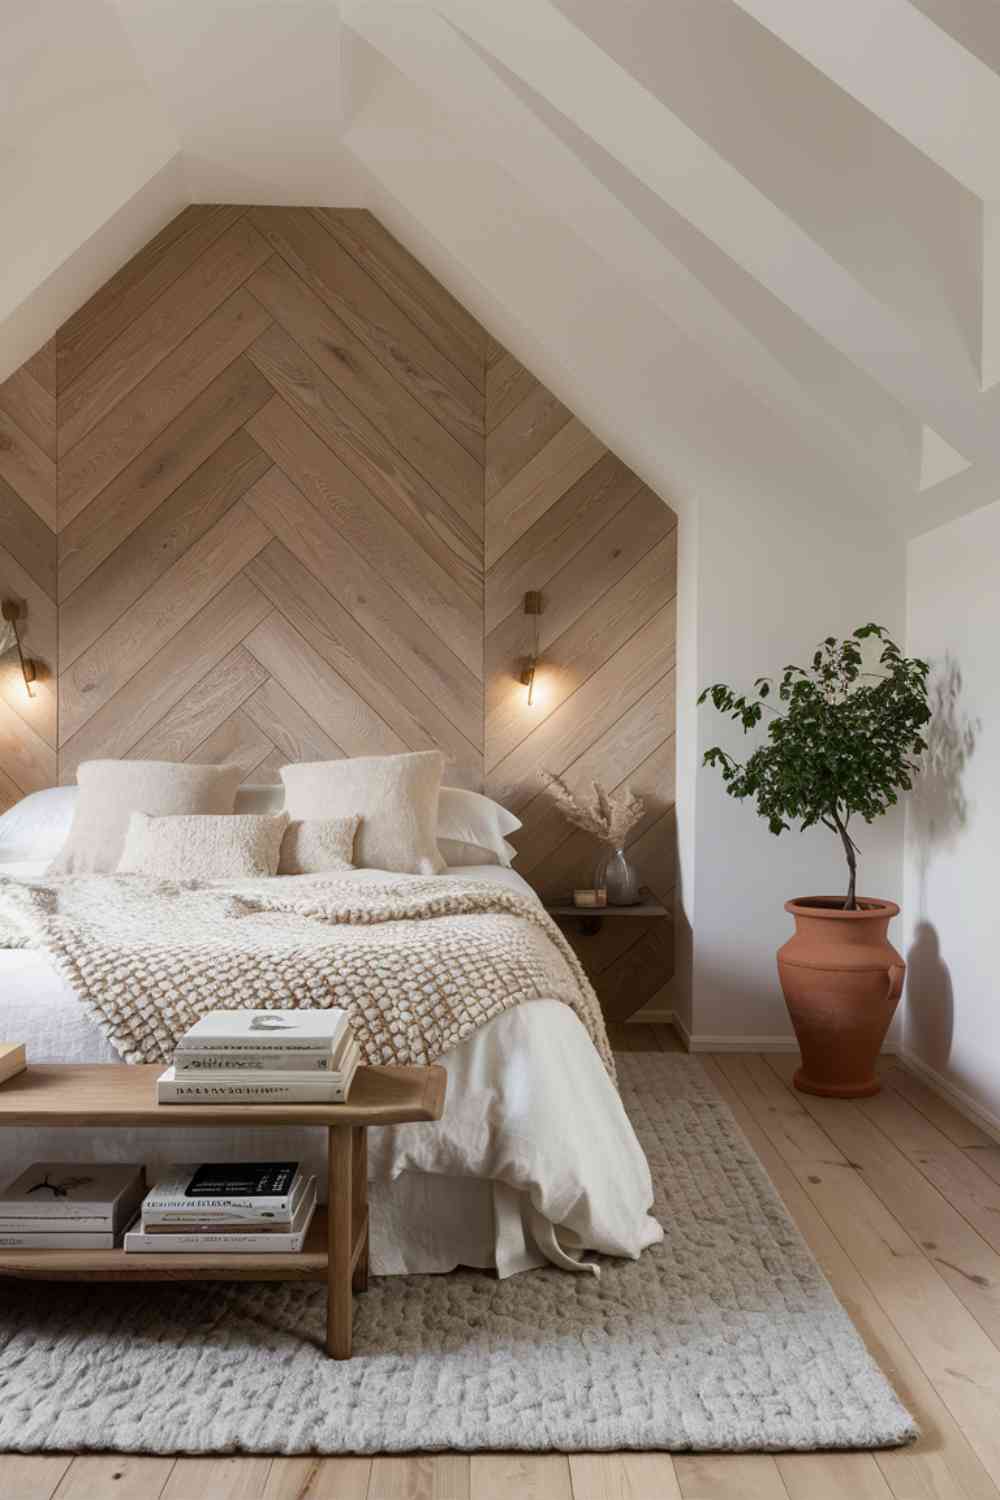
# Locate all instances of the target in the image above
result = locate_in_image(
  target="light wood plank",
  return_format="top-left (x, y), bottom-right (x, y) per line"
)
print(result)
top-left (244, 612), bottom-right (406, 758)
top-left (0, 364), bottom-right (57, 459)
top-left (0, 410), bottom-right (57, 530)
top-left (162, 1456), bottom-right (273, 1500)
top-left (243, 466), bottom-right (482, 746)
top-left (57, 206), bottom-right (246, 391)
top-left (59, 288), bottom-right (271, 526)
top-left (242, 676), bottom-right (346, 763)
top-left (25, 336), bottom-right (57, 399)
top-left (246, 540), bottom-right (481, 765)
top-left (262, 1457), bottom-right (370, 1499)
top-left (0, 472), bottom-right (57, 599)
top-left (54, 1454), bottom-right (176, 1500)
top-left (247, 399), bottom-right (482, 680)
top-left (313, 209), bottom-right (486, 392)
top-left (60, 500), bottom-right (271, 741)
top-left (0, 761), bottom-right (23, 810)
top-left (59, 428), bottom-right (271, 670)
top-left (881, 1062), bottom-right (995, 1150)
top-left (568, 1453), bottom-right (681, 1499)
top-left (488, 604), bottom-right (676, 810)
top-left (487, 524), bottom-right (676, 764)
top-left (129, 646), bottom-right (269, 762)
top-left (703, 1057), bottom-right (1000, 1500)
top-left (0, 1454), bottom-right (72, 1500)
top-left (485, 349), bottom-right (537, 433)
top-left (675, 1455), bottom-right (788, 1498)
top-left (58, 577), bottom-right (272, 780)
top-left (485, 452), bottom-right (644, 632)
top-left (470, 1455), bottom-right (572, 1500)
top-left (246, 322), bottom-right (481, 590)
top-left (0, 692), bottom-right (58, 791)
top-left (775, 1454), bottom-right (892, 1499)
top-left (967, 1149), bottom-right (1000, 1191)
top-left (250, 207), bottom-right (483, 457)
top-left (485, 421), bottom-right (606, 567)
top-left (58, 356), bottom-right (273, 594)
top-left (58, 218), bottom-right (272, 455)
top-left (247, 255), bottom-right (481, 525)
top-left (485, 382), bottom-right (570, 499)
top-left (189, 707), bottom-right (275, 778)
top-left (367, 1454), bottom-right (471, 1498)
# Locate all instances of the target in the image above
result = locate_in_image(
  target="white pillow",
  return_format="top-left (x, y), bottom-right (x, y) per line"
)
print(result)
top-left (281, 751), bottom-right (445, 875)
top-left (278, 816), bottom-right (359, 875)
top-left (0, 787), bottom-right (78, 860)
top-left (49, 760), bottom-right (244, 876)
top-left (436, 788), bottom-right (521, 866)
top-left (118, 812), bottom-right (289, 880)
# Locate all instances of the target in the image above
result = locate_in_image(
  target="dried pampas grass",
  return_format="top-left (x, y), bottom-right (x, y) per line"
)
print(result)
top-left (540, 770), bottom-right (644, 846)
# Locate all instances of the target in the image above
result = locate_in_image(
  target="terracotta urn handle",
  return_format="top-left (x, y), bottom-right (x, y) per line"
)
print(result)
top-left (887, 963), bottom-right (905, 1003)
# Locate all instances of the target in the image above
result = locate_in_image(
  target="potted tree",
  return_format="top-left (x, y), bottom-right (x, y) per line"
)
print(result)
top-left (699, 624), bottom-right (930, 1097)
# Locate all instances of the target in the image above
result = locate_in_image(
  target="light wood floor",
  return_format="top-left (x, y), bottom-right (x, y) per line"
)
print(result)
top-left (10, 1022), bottom-right (1000, 1500)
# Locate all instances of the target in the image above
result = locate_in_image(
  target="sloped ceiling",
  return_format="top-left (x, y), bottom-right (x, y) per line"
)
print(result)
top-left (4, 0), bottom-right (1000, 537)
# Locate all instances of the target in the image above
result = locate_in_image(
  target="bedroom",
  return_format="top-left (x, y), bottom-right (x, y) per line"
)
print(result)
top-left (1, 2), bottom-right (999, 1496)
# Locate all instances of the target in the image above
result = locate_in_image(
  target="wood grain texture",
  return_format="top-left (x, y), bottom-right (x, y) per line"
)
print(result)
top-left (485, 350), bottom-right (676, 1012)
top-left (1, 208), bottom-right (675, 1035)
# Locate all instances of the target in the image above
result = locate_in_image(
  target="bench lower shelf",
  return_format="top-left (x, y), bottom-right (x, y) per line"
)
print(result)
top-left (0, 1213), bottom-right (365, 1283)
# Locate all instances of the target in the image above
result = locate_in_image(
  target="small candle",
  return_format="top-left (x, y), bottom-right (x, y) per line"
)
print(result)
top-left (573, 888), bottom-right (607, 908)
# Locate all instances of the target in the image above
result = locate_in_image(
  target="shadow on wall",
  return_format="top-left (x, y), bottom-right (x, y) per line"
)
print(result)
top-left (905, 655), bottom-right (979, 1068)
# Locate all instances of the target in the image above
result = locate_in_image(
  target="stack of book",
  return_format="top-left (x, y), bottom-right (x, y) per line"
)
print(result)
top-left (124, 1161), bottom-right (317, 1254)
top-left (0, 1162), bottom-right (145, 1248)
top-left (156, 1009), bottom-right (360, 1105)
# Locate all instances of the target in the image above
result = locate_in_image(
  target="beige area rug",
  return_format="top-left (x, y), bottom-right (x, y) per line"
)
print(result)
top-left (0, 1052), bottom-right (916, 1455)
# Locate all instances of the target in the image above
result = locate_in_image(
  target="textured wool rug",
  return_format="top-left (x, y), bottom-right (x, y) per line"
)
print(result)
top-left (0, 1052), bottom-right (916, 1455)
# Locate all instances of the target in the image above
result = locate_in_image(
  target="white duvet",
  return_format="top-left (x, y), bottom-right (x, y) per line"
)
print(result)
top-left (0, 862), bottom-right (662, 1277)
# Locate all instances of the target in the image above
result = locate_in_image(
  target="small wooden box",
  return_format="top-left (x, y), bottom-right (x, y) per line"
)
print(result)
top-left (0, 1045), bottom-right (26, 1086)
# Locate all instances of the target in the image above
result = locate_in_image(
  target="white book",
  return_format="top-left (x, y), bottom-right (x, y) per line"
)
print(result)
top-left (175, 1009), bottom-right (350, 1053)
top-left (157, 1043), bottom-right (360, 1106)
top-left (0, 1162), bottom-right (146, 1224)
top-left (0, 1227), bottom-right (121, 1249)
top-left (0, 1214), bottom-right (124, 1234)
top-left (126, 1179), bottom-right (317, 1254)
top-left (143, 1162), bottom-right (303, 1223)
top-left (174, 1037), bottom-right (360, 1088)
top-left (174, 1048), bottom-right (342, 1074)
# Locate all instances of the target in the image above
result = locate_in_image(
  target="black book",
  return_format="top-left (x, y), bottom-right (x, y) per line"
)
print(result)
top-left (184, 1162), bottom-right (298, 1199)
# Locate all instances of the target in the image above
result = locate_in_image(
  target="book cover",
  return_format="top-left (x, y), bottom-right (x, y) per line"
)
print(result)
top-left (173, 1038), bottom-right (360, 1086)
top-left (174, 1009), bottom-right (349, 1051)
top-left (127, 1180), bottom-right (317, 1253)
top-left (142, 1164), bottom-right (304, 1222)
top-left (0, 1043), bottom-right (26, 1085)
top-left (156, 1048), bottom-right (359, 1105)
top-left (0, 1163), bottom-right (146, 1220)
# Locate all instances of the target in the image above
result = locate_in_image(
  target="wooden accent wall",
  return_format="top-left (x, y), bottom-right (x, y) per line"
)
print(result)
top-left (0, 205), bottom-right (675, 1003)
top-left (484, 342), bottom-right (677, 1016)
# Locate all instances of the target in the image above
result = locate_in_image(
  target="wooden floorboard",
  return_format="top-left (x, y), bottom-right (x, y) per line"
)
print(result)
top-left (13, 1031), bottom-right (1000, 1499)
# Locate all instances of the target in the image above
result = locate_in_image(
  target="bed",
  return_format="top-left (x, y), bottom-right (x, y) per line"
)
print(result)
top-left (0, 853), bottom-right (662, 1279)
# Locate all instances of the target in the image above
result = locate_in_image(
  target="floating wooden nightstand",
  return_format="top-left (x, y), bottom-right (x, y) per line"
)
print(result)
top-left (544, 890), bottom-right (668, 937)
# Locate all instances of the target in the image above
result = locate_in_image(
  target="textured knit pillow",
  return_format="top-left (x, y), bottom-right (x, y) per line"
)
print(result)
top-left (280, 752), bottom-right (445, 875)
top-left (117, 812), bottom-right (289, 880)
top-left (49, 760), bottom-right (244, 876)
top-left (278, 816), bottom-right (359, 875)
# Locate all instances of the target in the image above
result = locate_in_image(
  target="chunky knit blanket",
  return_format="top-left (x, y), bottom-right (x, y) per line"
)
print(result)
top-left (0, 874), bottom-right (614, 1078)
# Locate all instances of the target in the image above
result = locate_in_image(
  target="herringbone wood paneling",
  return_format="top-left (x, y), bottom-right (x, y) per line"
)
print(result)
top-left (0, 206), bottom-right (676, 1012)
top-left (484, 341), bottom-right (678, 1012)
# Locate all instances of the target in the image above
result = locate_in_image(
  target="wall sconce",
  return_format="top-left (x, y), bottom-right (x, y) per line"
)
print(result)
top-left (0, 601), bottom-right (37, 698)
top-left (520, 590), bottom-right (544, 706)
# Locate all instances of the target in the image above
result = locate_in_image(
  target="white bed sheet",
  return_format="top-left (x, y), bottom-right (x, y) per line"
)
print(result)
top-left (0, 863), bottom-right (662, 1276)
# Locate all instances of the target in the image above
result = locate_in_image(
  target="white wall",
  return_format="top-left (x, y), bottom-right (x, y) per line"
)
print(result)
top-left (903, 499), bottom-right (1000, 1128)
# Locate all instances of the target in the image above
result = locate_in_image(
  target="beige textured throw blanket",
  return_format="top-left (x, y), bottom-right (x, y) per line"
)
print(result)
top-left (0, 874), bottom-right (614, 1078)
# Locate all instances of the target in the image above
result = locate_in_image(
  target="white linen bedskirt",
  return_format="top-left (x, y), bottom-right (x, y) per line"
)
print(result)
top-left (0, 864), bottom-right (662, 1276)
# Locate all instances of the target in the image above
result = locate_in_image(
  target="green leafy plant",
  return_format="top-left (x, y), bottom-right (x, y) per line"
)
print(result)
top-left (698, 624), bottom-right (930, 909)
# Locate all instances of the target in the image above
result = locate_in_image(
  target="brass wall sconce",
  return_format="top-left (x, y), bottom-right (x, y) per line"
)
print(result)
top-left (0, 601), bottom-right (37, 697)
top-left (520, 590), bottom-right (544, 706)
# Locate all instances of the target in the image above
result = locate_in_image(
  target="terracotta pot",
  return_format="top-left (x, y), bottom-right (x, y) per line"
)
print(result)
top-left (777, 897), bottom-right (905, 1099)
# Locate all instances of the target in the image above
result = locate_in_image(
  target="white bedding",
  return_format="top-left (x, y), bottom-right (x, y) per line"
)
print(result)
top-left (0, 862), bottom-right (662, 1276)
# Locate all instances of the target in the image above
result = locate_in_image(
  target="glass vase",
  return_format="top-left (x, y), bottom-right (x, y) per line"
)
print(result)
top-left (594, 845), bottom-right (641, 906)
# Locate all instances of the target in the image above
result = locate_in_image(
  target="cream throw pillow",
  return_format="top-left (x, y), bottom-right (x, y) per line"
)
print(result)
top-left (49, 760), bottom-right (244, 876)
top-left (118, 812), bottom-right (289, 879)
top-left (281, 752), bottom-right (446, 875)
top-left (278, 816), bottom-right (359, 875)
